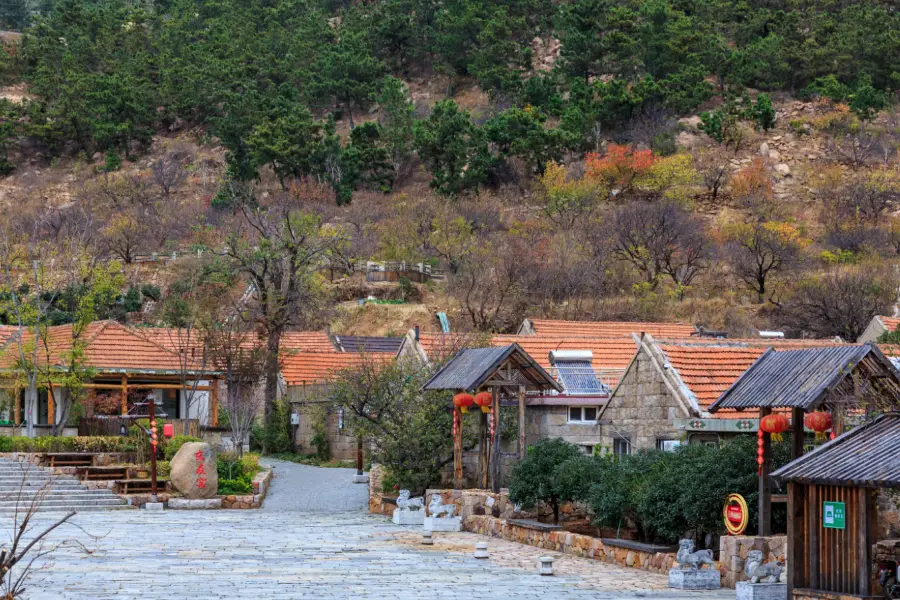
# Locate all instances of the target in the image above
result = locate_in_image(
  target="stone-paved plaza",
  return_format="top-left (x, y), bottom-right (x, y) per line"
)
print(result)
top-left (4, 461), bottom-right (737, 599)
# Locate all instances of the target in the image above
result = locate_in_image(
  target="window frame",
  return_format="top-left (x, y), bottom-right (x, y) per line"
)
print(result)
top-left (656, 438), bottom-right (682, 452)
top-left (567, 405), bottom-right (599, 424)
top-left (613, 437), bottom-right (632, 455)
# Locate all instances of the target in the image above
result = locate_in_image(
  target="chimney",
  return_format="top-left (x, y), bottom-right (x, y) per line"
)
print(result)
top-left (414, 325), bottom-right (420, 341)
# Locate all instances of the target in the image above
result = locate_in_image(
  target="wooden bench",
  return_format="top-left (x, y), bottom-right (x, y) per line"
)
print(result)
top-left (76, 466), bottom-right (128, 481)
top-left (114, 479), bottom-right (169, 494)
top-left (43, 453), bottom-right (96, 468)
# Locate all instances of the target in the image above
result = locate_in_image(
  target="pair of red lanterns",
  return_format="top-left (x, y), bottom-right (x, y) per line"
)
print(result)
top-left (756, 411), bottom-right (833, 473)
top-left (453, 392), bottom-right (493, 414)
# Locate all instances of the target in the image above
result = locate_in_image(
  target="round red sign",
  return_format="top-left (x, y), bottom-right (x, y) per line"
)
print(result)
top-left (723, 493), bottom-right (749, 536)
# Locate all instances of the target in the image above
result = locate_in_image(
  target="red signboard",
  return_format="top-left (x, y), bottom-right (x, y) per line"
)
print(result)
top-left (723, 493), bottom-right (749, 536)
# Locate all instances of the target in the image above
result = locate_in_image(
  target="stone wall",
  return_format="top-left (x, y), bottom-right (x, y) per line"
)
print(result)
top-left (368, 464), bottom-right (394, 516)
top-left (220, 494), bottom-right (263, 509)
top-left (290, 400), bottom-right (358, 460)
top-left (718, 535), bottom-right (786, 588)
top-left (878, 489), bottom-right (900, 538)
top-left (527, 406), bottom-right (603, 451)
top-left (464, 516), bottom-right (683, 577)
top-left (600, 348), bottom-right (691, 452)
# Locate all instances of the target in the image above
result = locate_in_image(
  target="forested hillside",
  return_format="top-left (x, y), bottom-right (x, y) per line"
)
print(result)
top-left (0, 0), bottom-right (899, 340)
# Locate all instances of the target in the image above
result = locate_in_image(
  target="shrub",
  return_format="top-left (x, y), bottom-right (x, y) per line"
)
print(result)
top-left (103, 148), bottom-right (121, 172)
top-left (0, 436), bottom-right (135, 453)
top-left (216, 451), bottom-right (261, 495)
top-left (163, 435), bottom-right (203, 461)
top-left (507, 438), bottom-right (583, 524)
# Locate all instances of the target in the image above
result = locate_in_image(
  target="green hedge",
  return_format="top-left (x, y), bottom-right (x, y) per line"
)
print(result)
top-left (163, 435), bottom-right (203, 461)
top-left (0, 436), bottom-right (137, 453)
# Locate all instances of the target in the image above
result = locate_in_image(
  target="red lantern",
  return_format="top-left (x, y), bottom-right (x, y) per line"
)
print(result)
top-left (163, 423), bottom-right (174, 438)
top-left (474, 392), bottom-right (492, 414)
top-left (453, 393), bottom-right (474, 414)
top-left (804, 411), bottom-right (832, 440)
top-left (757, 429), bottom-right (765, 475)
top-left (760, 413), bottom-right (790, 443)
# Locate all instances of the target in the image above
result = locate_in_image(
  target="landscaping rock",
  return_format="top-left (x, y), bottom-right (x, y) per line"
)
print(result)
top-left (170, 442), bottom-right (217, 499)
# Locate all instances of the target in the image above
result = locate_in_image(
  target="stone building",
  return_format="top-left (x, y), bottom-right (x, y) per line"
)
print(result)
top-left (598, 334), bottom-right (847, 453)
top-left (857, 314), bottom-right (900, 343)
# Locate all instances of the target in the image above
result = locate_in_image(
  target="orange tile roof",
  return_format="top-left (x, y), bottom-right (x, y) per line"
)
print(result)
top-left (880, 316), bottom-right (900, 334)
top-left (0, 326), bottom-right (19, 347)
top-left (280, 331), bottom-right (336, 352)
top-left (659, 344), bottom-right (767, 418)
top-left (527, 319), bottom-right (696, 338)
top-left (656, 337), bottom-right (845, 348)
top-left (0, 321), bottom-right (206, 374)
top-left (492, 334), bottom-right (636, 384)
top-left (281, 352), bottom-right (388, 386)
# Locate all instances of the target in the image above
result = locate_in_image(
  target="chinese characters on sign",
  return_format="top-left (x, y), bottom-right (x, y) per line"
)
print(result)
top-left (195, 451), bottom-right (207, 489)
top-left (823, 501), bottom-right (846, 529)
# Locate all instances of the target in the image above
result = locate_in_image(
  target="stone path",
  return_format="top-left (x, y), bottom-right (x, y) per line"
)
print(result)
top-left (0, 464), bottom-right (736, 599)
top-left (261, 459), bottom-right (368, 513)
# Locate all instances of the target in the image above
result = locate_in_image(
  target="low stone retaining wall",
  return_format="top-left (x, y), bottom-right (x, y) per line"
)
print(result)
top-left (220, 494), bottom-right (263, 509)
top-left (464, 515), bottom-right (683, 577)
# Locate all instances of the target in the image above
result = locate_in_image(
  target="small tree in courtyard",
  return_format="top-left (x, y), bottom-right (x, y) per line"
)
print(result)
top-left (507, 438), bottom-right (583, 524)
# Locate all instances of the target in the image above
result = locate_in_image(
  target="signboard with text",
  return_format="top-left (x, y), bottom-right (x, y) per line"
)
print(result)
top-left (823, 501), bottom-right (846, 529)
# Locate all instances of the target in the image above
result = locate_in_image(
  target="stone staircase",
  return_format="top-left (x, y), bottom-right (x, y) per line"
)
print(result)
top-left (0, 459), bottom-right (132, 513)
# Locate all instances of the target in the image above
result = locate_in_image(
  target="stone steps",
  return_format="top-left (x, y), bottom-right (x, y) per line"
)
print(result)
top-left (0, 459), bottom-right (132, 513)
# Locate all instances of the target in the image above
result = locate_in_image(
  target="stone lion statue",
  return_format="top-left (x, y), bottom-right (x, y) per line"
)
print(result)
top-left (428, 494), bottom-right (456, 518)
top-left (676, 539), bottom-right (715, 570)
top-left (745, 550), bottom-right (783, 584)
top-left (396, 490), bottom-right (424, 511)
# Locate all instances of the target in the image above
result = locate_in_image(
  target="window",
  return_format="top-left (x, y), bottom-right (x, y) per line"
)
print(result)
top-left (580, 444), bottom-right (598, 455)
top-left (567, 406), bottom-right (598, 423)
top-left (613, 437), bottom-right (631, 455)
top-left (656, 439), bottom-right (681, 452)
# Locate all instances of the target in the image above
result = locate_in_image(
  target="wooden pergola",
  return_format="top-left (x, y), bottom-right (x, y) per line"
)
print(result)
top-left (709, 344), bottom-right (900, 536)
top-left (423, 344), bottom-right (562, 492)
top-left (772, 413), bottom-right (900, 599)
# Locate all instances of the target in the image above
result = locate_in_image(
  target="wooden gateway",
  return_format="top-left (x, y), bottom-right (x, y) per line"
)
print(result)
top-left (422, 344), bottom-right (562, 492)
top-left (771, 413), bottom-right (900, 600)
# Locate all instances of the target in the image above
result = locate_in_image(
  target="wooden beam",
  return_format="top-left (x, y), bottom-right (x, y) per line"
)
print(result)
top-left (857, 487), bottom-right (870, 596)
top-left (47, 389), bottom-right (54, 427)
top-left (479, 410), bottom-right (488, 489)
top-left (490, 386), bottom-right (501, 493)
top-left (13, 386), bottom-right (20, 426)
top-left (210, 380), bottom-right (219, 427)
top-left (78, 383), bottom-right (212, 391)
top-left (120, 375), bottom-right (128, 416)
top-left (453, 406), bottom-right (463, 489)
top-left (787, 482), bottom-right (805, 594)
top-left (792, 407), bottom-right (805, 460)
top-left (518, 385), bottom-right (526, 460)
top-left (759, 406), bottom-right (772, 537)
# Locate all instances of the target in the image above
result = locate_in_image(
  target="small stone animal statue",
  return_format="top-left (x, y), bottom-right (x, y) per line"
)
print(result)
top-left (676, 539), bottom-right (715, 570)
top-left (396, 490), bottom-right (424, 511)
top-left (428, 494), bottom-right (457, 518)
top-left (745, 550), bottom-right (784, 584)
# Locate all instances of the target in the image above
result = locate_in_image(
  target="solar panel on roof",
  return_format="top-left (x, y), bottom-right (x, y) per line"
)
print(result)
top-left (554, 359), bottom-right (609, 395)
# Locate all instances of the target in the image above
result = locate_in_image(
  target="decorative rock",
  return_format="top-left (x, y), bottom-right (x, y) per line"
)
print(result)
top-left (393, 507), bottom-right (425, 526)
top-left (774, 163), bottom-right (791, 177)
top-left (736, 582), bottom-right (787, 600)
top-left (167, 498), bottom-right (222, 510)
top-left (421, 530), bottom-right (434, 545)
top-left (170, 442), bottom-right (217, 499)
top-left (760, 142), bottom-right (770, 157)
top-left (474, 542), bottom-right (489, 559)
top-left (668, 568), bottom-right (721, 590)
top-left (539, 556), bottom-right (554, 576)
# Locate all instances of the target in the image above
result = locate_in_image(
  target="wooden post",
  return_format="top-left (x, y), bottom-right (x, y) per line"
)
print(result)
top-left (517, 385), bottom-right (526, 460)
top-left (479, 410), bottom-right (488, 489)
top-left (14, 386), bottom-right (21, 426)
top-left (759, 407), bottom-right (772, 537)
top-left (210, 380), bottom-right (219, 427)
top-left (120, 375), bottom-right (128, 415)
top-left (807, 484), bottom-right (819, 590)
top-left (857, 487), bottom-right (871, 596)
top-left (833, 403), bottom-right (845, 437)
top-left (149, 393), bottom-right (159, 502)
top-left (453, 406), bottom-right (463, 489)
top-left (791, 407), bottom-right (804, 460)
top-left (356, 436), bottom-right (364, 476)
top-left (786, 482), bottom-right (805, 594)
top-left (490, 386), bottom-right (501, 493)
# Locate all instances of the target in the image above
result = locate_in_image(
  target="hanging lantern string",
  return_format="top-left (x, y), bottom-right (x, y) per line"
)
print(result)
top-left (757, 428), bottom-right (765, 476)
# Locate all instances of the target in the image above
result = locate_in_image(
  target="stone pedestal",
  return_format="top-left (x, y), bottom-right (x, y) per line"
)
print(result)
top-left (736, 582), bottom-right (787, 600)
top-left (352, 474), bottom-right (369, 484)
top-left (668, 568), bottom-right (721, 590)
top-left (168, 498), bottom-right (222, 510)
top-left (424, 516), bottom-right (462, 532)
top-left (144, 502), bottom-right (165, 511)
top-left (392, 508), bottom-right (425, 525)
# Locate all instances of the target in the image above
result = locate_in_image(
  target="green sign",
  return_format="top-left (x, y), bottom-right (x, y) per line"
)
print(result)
top-left (823, 501), bottom-right (846, 529)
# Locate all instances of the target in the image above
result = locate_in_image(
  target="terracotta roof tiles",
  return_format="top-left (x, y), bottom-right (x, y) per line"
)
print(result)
top-left (281, 352), bottom-right (388, 386)
top-left (527, 319), bottom-right (696, 338)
